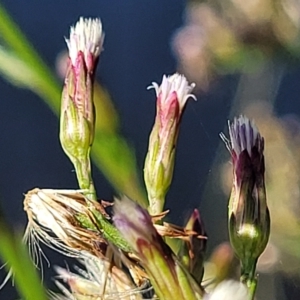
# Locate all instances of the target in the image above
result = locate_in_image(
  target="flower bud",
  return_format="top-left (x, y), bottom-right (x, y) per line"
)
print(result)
top-left (113, 197), bottom-right (203, 300)
top-left (60, 17), bottom-right (103, 168)
top-left (221, 116), bottom-right (270, 279)
top-left (179, 209), bottom-right (207, 284)
top-left (144, 73), bottom-right (196, 215)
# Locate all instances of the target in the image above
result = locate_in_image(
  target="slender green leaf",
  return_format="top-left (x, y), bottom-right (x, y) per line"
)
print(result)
top-left (0, 3), bottom-right (147, 205)
top-left (0, 207), bottom-right (47, 300)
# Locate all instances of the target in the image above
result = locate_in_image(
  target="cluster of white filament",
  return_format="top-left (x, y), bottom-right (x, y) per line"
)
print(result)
top-left (148, 73), bottom-right (196, 111)
top-left (228, 116), bottom-right (260, 156)
top-left (52, 252), bottom-right (147, 300)
top-left (66, 17), bottom-right (104, 66)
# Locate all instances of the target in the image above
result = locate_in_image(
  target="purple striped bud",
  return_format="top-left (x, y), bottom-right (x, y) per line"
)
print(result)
top-left (113, 197), bottom-right (203, 300)
top-left (221, 116), bottom-right (270, 279)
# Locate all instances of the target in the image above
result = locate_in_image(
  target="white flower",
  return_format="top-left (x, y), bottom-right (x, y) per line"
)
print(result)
top-left (66, 17), bottom-right (104, 67)
top-left (205, 280), bottom-right (249, 300)
top-left (148, 73), bottom-right (196, 111)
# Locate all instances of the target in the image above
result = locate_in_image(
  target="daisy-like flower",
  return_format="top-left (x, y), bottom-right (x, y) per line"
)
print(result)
top-left (221, 116), bottom-right (270, 284)
top-left (113, 197), bottom-right (203, 300)
top-left (60, 17), bottom-right (103, 198)
top-left (1, 188), bottom-right (108, 290)
top-left (144, 74), bottom-right (196, 215)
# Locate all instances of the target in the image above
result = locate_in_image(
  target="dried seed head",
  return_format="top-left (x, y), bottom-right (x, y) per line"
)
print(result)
top-left (23, 188), bottom-right (108, 265)
top-left (51, 252), bottom-right (146, 300)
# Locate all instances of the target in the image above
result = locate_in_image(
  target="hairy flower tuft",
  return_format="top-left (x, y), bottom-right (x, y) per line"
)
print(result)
top-left (66, 17), bottom-right (104, 71)
top-left (148, 73), bottom-right (196, 112)
top-left (226, 116), bottom-right (263, 160)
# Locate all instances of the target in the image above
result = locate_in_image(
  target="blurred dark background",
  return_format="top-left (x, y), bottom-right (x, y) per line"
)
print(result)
top-left (1, 0), bottom-right (300, 299)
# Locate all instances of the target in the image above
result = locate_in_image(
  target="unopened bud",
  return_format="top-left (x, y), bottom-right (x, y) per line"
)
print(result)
top-left (60, 17), bottom-right (103, 167)
top-left (113, 197), bottom-right (203, 300)
top-left (221, 116), bottom-right (270, 278)
top-left (179, 209), bottom-right (207, 284)
top-left (144, 73), bottom-right (196, 215)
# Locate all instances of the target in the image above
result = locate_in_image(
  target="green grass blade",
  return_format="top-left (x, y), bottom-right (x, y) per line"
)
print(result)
top-left (0, 3), bottom-right (147, 205)
top-left (0, 208), bottom-right (47, 300)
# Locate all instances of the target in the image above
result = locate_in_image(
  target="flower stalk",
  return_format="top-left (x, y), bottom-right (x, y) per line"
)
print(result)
top-left (144, 74), bottom-right (196, 215)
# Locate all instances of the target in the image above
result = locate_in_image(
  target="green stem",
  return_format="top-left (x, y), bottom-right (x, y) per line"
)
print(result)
top-left (73, 155), bottom-right (132, 251)
top-left (241, 260), bottom-right (258, 300)
top-left (76, 208), bottom-right (132, 252)
top-left (148, 196), bottom-right (165, 217)
top-left (247, 277), bottom-right (258, 300)
top-left (73, 156), bottom-right (96, 201)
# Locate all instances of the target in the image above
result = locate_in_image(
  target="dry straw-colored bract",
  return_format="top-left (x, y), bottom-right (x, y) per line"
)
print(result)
top-left (23, 188), bottom-right (109, 260)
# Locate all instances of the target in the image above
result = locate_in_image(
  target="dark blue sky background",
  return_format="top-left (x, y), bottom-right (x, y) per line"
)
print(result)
top-left (1, 1), bottom-right (300, 298)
